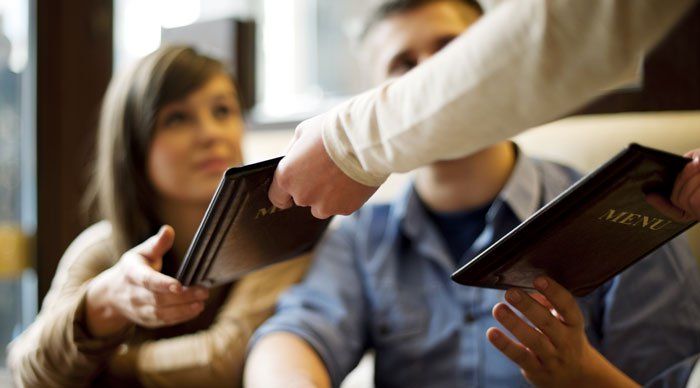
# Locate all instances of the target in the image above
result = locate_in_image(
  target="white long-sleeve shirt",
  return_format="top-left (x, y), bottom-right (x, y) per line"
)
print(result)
top-left (321, 0), bottom-right (695, 187)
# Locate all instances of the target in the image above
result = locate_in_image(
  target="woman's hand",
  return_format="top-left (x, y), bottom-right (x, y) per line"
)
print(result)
top-left (646, 149), bottom-right (700, 222)
top-left (86, 225), bottom-right (209, 337)
top-left (486, 277), bottom-right (639, 388)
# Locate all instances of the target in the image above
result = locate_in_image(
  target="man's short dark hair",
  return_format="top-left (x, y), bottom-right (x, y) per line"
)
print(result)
top-left (360, 0), bottom-right (483, 41)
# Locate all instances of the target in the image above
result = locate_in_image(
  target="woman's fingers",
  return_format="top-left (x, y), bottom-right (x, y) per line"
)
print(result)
top-left (122, 227), bottom-right (182, 294)
top-left (134, 225), bottom-right (176, 262)
top-left (130, 285), bottom-right (209, 308)
top-left (532, 277), bottom-right (584, 328)
top-left (124, 256), bottom-right (182, 294)
top-left (136, 301), bottom-right (205, 327)
top-left (492, 302), bottom-right (556, 360)
top-left (487, 327), bottom-right (541, 371)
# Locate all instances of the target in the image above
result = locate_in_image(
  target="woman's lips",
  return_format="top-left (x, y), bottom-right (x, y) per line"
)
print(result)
top-left (196, 158), bottom-right (230, 174)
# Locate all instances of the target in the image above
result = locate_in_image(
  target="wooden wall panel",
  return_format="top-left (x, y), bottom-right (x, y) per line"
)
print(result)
top-left (36, 0), bottom-right (113, 300)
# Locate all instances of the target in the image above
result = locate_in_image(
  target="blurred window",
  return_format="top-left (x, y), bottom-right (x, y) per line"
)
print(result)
top-left (114, 0), bottom-right (374, 128)
top-left (0, 0), bottom-right (37, 373)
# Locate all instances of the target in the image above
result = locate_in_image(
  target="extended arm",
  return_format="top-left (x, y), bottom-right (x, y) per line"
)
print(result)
top-left (245, 332), bottom-right (331, 388)
top-left (269, 0), bottom-right (696, 218)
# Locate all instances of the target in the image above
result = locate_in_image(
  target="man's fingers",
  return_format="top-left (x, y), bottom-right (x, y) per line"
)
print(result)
top-left (671, 158), bottom-right (700, 208)
top-left (676, 174), bottom-right (700, 220)
top-left (645, 193), bottom-right (690, 222)
top-left (492, 303), bottom-right (556, 361)
top-left (285, 125), bottom-right (304, 153)
top-left (268, 168), bottom-right (295, 209)
top-left (310, 206), bottom-right (331, 220)
top-left (487, 327), bottom-right (541, 371)
top-left (504, 289), bottom-right (568, 350)
top-left (532, 277), bottom-right (584, 327)
top-left (530, 293), bottom-right (553, 310)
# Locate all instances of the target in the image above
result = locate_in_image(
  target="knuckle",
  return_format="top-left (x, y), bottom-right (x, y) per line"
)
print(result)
top-left (124, 270), bottom-right (136, 284)
top-left (690, 195), bottom-right (700, 209)
top-left (137, 306), bottom-right (154, 322)
top-left (537, 317), bottom-right (554, 332)
top-left (142, 319), bottom-right (158, 329)
top-left (152, 293), bottom-right (164, 306)
top-left (278, 175), bottom-right (292, 193)
top-left (295, 193), bottom-right (311, 207)
top-left (531, 337), bottom-right (548, 355)
top-left (339, 205), bottom-right (354, 216)
top-left (153, 309), bottom-right (165, 321)
top-left (128, 293), bottom-right (142, 307)
top-left (691, 210), bottom-right (700, 222)
top-left (315, 206), bottom-right (330, 219)
top-left (517, 300), bottom-right (532, 314)
top-left (690, 160), bottom-right (700, 173)
top-left (310, 206), bottom-right (324, 219)
top-left (512, 348), bottom-right (529, 365)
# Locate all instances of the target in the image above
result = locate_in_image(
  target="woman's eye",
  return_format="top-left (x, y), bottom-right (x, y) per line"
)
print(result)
top-left (213, 104), bottom-right (236, 119)
top-left (163, 111), bottom-right (187, 127)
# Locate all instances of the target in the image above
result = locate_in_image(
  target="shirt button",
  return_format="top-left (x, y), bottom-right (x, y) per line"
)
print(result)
top-left (464, 312), bottom-right (475, 323)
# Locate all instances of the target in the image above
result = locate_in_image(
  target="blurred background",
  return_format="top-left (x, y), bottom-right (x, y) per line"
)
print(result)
top-left (0, 1), bottom-right (699, 382)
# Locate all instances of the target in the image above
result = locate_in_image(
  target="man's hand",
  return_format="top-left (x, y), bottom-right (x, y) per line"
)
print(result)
top-left (646, 149), bottom-right (700, 222)
top-left (268, 115), bottom-right (379, 219)
top-left (487, 277), bottom-right (640, 388)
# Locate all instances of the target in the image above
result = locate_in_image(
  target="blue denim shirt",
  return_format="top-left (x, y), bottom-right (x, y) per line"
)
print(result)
top-left (252, 153), bottom-right (700, 388)
top-left (645, 355), bottom-right (699, 388)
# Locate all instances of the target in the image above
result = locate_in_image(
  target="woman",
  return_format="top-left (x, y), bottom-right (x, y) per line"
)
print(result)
top-left (7, 46), bottom-right (309, 387)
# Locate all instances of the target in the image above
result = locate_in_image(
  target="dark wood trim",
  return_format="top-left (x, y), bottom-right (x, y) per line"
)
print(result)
top-left (36, 0), bottom-right (113, 301)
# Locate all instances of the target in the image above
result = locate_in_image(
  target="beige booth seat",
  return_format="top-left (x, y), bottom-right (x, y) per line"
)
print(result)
top-left (514, 111), bottom-right (700, 261)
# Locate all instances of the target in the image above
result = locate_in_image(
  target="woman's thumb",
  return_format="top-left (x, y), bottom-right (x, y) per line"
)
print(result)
top-left (136, 225), bottom-right (175, 263)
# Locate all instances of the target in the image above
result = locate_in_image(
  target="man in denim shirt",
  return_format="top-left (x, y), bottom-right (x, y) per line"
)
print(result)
top-left (245, 1), bottom-right (700, 387)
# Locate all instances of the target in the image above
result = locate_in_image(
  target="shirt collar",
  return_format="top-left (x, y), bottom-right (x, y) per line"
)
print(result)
top-left (395, 145), bottom-right (543, 240)
top-left (497, 146), bottom-right (542, 223)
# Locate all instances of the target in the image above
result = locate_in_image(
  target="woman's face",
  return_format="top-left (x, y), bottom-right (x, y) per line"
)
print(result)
top-left (148, 73), bottom-right (244, 204)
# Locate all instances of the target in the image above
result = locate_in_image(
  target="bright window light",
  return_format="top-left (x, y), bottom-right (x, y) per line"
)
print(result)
top-left (115, 0), bottom-right (161, 69)
top-left (159, 0), bottom-right (201, 29)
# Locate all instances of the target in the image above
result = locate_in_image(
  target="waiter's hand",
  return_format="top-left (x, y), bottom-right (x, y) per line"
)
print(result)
top-left (268, 115), bottom-right (379, 219)
top-left (646, 148), bottom-right (700, 222)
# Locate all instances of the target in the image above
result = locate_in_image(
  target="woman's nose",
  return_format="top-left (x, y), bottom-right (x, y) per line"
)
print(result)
top-left (196, 115), bottom-right (222, 141)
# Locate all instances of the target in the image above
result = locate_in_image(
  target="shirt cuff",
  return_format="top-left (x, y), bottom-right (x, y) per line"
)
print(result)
top-left (72, 285), bottom-right (135, 356)
top-left (321, 107), bottom-right (389, 188)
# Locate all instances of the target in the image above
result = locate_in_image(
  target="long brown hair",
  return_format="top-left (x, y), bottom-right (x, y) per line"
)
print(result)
top-left (87, 46), bottom-right (233, 254)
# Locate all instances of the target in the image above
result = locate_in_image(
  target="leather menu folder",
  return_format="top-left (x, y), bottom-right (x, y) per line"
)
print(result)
top-left (176, 157), bottom-right (332, 287)
top-left (451, 144), bottom-right (697, 297)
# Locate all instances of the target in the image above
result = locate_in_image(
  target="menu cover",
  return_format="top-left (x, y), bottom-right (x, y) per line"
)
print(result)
top-left (176, 157), bottom-right (332, 287)
top-left (451, 144), bottom-right (696, 296)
